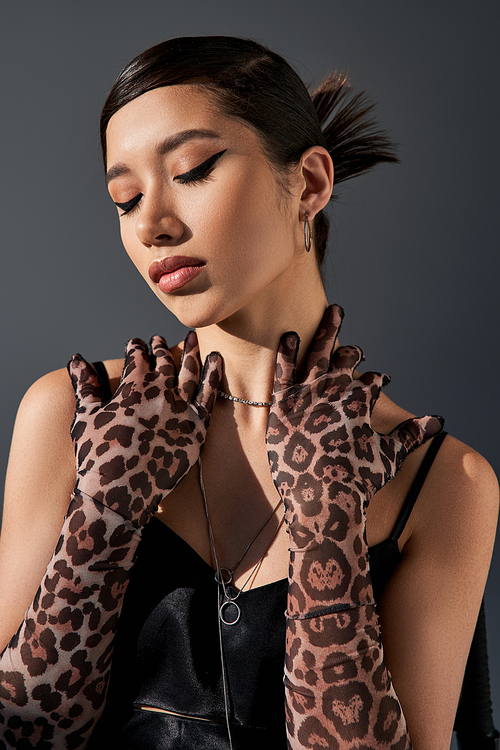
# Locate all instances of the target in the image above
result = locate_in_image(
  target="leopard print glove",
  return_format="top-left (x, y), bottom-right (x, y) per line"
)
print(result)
top-left (0, 333), bottom-right (222, 749)
top-left (266, 305), bottom-right (443, 750)
top-left (70, 331), bottom-right (222, 527)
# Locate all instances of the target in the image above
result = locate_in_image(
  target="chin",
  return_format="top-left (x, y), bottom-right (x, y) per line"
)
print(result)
top-left (158, 295), bottom-right (230, 331)
top-left (154, 282), bottom-right (263, 332)
top-left (174, 311), bottom-right (217, 330)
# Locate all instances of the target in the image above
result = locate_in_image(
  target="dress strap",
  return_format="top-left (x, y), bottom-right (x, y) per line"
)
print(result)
top-left (389, 430), bottom-right (448, 542)
top-left (92, 360), bottom-right (112, 401)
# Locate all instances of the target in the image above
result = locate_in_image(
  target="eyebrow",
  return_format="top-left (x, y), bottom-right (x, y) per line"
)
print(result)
top-left (105, 128), bottom-right (222, 186)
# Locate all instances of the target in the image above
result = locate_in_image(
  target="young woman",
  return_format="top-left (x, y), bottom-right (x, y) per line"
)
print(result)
top-left (0, 37), bottom-right (497, 750)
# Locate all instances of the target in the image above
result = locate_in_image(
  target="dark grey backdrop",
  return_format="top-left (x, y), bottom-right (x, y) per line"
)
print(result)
top-left (1, 2), bottom-right (498, 741)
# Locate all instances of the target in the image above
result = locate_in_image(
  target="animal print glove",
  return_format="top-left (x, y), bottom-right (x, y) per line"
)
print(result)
top-left (266, 305), bottom-right (443, 750)
top-left (70, 332), bottom-right (222, 527)
top-left (0, 333), bottom-right (222, 749)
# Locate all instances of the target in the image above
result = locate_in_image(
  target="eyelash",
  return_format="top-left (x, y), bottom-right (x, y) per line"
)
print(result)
top-left (115, 149), bottom-right (227, 217)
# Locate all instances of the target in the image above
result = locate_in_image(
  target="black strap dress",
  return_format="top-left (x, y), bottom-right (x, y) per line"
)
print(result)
top-left (88, 363), bottom-right (496, 749)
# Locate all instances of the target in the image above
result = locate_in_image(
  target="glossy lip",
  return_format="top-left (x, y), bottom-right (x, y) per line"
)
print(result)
top-left (148, 255), bottom-right (205, 284)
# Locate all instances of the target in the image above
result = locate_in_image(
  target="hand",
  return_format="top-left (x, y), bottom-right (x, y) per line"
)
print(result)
top-left (267, 304), bottom-right (442, 615)
top-left (266, 304), bottom-right (443, 748)
top-left (68, 331), bottom-right (222, 527)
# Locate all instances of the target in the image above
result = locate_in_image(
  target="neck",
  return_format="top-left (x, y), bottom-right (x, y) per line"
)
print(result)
top-left (195, 277), bottom-right (328, 409)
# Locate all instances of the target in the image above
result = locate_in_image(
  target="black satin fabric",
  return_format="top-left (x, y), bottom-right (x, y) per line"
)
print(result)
top-left (88, 519), bottom-right (290, 749)
top-left (108, 708), bottom-right (283, 750)
top-left (88, 520), bottom-right (403, 750)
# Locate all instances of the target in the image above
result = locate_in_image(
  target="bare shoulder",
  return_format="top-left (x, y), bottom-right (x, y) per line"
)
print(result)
top-left (377, 390), bottom-right (498, 547)
top-left (10, 367), bottom-right (78, 479)
top-left (20, 365), bottom-right (76, 415)
top-left (368, 391), bottom-right (499, 552)
top-left (3, 365), bottom-right (81, 513)
top-left (408, 432), bottom-right (499, 566)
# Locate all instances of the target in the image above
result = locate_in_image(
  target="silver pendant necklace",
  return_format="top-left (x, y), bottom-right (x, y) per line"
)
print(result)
top-left (198, 457), bottom-right (284, 750)
top-left (199, 457), bottom-right (284, 625)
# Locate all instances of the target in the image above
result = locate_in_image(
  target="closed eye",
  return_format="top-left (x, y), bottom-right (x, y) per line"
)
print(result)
top-left (114, 149), bottom-right (226, 216)
top-left (115, 194), bottom-right (143, 216)
top-left (175, 149), bottom-right (227, 185)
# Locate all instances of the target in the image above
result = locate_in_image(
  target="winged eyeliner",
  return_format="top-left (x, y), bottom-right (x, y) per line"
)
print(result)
top-left (175, 148), bottom-right (226, 183)
top-left (114, 149), bottom-right (227, 215)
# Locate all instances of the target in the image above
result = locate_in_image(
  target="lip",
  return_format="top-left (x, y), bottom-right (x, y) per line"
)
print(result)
top-left (148, 255), bottom-right (205, 293)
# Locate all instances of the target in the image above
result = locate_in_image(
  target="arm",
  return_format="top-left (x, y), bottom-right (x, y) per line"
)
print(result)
top-left (0, 369), bottom-right (77, 653)
top-left (0, 334), bottom-right (222, 748)
top-left (377, 435), bottom-right (499, 749)
top-left (266, 305), bottom-right (443, 749)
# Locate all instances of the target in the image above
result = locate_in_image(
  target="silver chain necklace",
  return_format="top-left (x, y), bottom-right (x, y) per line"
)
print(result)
top-left (217, 390), bottom-right (273, 407)
top-left (199, 457), bottom-right (284, 625)
top-left (198, 457), bottom-right (284, 750)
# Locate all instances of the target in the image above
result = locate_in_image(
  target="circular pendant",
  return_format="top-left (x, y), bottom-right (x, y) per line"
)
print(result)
top-left (219, 599), bottom-right (241, 625)
top-left (215, 568), bottom-right (233, 585)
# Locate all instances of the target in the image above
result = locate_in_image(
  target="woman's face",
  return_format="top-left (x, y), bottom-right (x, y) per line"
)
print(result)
top-left (105, 85), bottom-right (306, 329)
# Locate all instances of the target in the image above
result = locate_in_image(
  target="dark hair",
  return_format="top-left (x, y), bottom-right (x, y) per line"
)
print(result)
top-left (100, 36), bottom-right (398, 265)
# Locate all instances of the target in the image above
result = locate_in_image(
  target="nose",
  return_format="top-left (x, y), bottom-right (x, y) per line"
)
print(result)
top-left (135, 193), bottom-right (185, 248)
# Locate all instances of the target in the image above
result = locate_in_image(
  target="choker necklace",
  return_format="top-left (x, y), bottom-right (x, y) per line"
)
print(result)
top-left (217, 390), bottom-right (273, 407)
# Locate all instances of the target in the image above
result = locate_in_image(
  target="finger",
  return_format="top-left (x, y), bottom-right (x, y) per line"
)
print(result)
top-left (178, 330), bottom-right (202, 401)
top-left (356, 370), bottom-right (390, 412)
top-left (389, 415), bottom-right (444, 455)
top-left (196, 351), bottom-right (223, 415)
top-left (121, 337), bottom-right (151, 382)
top-left (332, 345), bottom-right (364, 376)
top-left (67, 354), bottom-right (102, 405)
top-left (303, 304), bottom-right (344, 382)
top-left (150, 334), bottom-right (177, 381)
top-left (273, 331), bottom-right (300, 393)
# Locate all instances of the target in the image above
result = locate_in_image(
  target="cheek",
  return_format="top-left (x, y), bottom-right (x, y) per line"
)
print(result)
top-left (206, 171), bottom-right (292, 263)
top-left (120, 223), bottom-right (143, 269)
top-left (119, 223), bottom-right (161, 296)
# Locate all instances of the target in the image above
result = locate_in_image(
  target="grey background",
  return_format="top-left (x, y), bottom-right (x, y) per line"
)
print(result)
top-left (1, 1), bottom-right (498, 741)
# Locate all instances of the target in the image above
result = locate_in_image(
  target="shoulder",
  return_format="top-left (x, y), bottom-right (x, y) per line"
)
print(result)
top-left (408, 433), bottom-right (498, 565)
top-left (373, 391), bottom-right (498, 508)
top-left (377, 390), bottom-right (498, 542)
top-left (14, 367), bottom-right (77, 449)
top-left (3, 353), bottom-right (132, 513)
top-left (381, 391), bottom-right (498, 570)
top-left (369, 392), bottom-right (499, 554)
top-left (6, 367), bottom-right (78, 504)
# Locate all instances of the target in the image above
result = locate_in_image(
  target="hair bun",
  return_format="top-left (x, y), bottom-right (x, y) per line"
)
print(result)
top-left (311, 72), bottom-right (399, 186)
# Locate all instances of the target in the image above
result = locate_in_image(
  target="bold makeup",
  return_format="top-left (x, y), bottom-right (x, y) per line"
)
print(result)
top-left (149, 256), bottom-right (205, 293)
top-left (174, 149), bottom-right (226, 184)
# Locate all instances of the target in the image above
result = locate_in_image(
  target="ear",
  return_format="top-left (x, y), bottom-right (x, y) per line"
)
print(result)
top-left (298, 146), bottom-right (334, 220)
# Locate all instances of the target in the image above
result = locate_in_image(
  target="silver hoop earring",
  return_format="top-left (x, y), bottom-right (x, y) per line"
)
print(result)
top-left (304, 213), bottom-right (312, 253)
